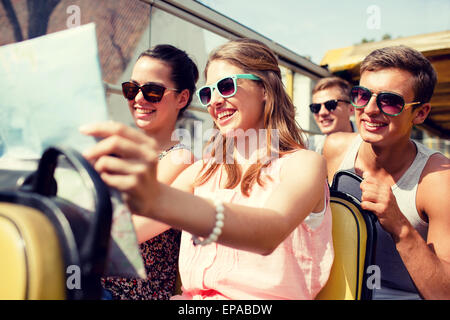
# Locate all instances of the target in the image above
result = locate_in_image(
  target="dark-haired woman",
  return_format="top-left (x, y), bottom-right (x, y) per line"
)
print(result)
top-left (101, 44), bottom-right (198, 300)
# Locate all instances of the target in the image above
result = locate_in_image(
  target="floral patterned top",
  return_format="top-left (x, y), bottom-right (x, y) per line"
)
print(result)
top-left (101, 143), bottom-right (189, 300)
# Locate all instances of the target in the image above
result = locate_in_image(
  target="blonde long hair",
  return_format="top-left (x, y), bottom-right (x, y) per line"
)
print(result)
top-left (195, 38), bottom-right (306, 196)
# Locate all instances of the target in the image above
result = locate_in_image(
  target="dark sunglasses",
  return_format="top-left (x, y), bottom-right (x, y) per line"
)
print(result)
top-left (122, 81), bottom-right (178, 103)
top-left (309, 99), bottom-right (350, 114)
top-left (350, 86), bottom-right (421, 116)
top-left (196, 74), bottom-right (261, 107)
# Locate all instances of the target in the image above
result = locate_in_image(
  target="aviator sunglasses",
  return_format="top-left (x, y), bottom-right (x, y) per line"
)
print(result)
top-left (309, 99), bottom-right (350, 114)
top-left (350, 86), bottom-right (421, 116)
top-left (122, 81), bottom-right (178, 103)
top-left (196, 74), bottom-right (261, 107)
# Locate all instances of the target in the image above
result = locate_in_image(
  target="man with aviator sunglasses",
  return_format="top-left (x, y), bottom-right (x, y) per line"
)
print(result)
top-left (323, 45), bottom-right (450, 300)
top-left (308, 77), bottom-right (355, 154)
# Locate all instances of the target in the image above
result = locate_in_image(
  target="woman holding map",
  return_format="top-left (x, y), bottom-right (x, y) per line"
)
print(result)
top-left (83, 38), bottom-right (333, 299)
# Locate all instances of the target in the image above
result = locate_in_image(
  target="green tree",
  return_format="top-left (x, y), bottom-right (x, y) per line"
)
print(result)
top-left (360, 38), bottom-right (375, 44)
top-left (357, 33), bottom-right (393, 45)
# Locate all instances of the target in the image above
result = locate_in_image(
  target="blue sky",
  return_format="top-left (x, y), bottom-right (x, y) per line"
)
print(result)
top-left (197, 0), bottom-right (450, 64)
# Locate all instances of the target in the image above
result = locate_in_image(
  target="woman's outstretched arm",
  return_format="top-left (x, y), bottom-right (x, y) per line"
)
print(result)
top-left (81, 122), bottom-right (327, 255)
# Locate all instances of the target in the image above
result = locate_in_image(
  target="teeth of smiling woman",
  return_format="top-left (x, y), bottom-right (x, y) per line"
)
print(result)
top-left (217, 110), bottom-right (235, 120)
top-left (365, 121), bottom-right (385, 127)
top-left (135, 107), bottom-right (155, 114)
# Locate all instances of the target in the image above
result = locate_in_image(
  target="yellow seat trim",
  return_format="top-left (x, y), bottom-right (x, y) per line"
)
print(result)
top-left (0, 215), bottom-right (27, 299)
top-left (0, 203), bottom-right (66, 300)
top-left (316, 197), bottom-right (368, 300)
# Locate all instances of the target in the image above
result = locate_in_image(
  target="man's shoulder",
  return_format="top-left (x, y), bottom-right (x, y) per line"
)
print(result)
top-left (416, 151), bottom-right (450, 224)
top-left (421, 152), bottom-right (450, 182)
top-left (328, 131), bottom-right (357, 142)
top-left (323, 132), bottom-right (358, 156)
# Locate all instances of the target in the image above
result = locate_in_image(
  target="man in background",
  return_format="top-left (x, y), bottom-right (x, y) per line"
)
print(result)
top-left (307, 77), bottom-right (355, 154)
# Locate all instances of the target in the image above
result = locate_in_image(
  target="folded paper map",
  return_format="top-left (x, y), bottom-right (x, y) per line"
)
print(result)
top-left (0, 23), bottom-right (146, 279)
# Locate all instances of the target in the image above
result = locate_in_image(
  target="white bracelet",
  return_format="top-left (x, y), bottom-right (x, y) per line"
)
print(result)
top-left (192, 199), bottom-right (225, 246)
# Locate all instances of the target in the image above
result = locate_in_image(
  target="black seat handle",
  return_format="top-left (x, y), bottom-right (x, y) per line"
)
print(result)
top-left (331, 170), bottom-right (363, 202)
top-left (31, 146), bottom-right (112, 273)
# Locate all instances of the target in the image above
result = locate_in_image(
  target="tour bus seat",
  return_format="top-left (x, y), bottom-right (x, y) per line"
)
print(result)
top-left (0, 197), bottom-right (72, 299)
top-left (316, 170), bottom-right (377, 300)
top-left (0, 147), bottom-right (112, 300)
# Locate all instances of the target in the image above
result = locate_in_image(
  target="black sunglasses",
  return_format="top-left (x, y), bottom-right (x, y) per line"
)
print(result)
top-left (309, 99), bottom-right (350, 114)
top-left (122, 81), bottom-right (178, 103)
top-left (350, 86), bottom-right (421, 116)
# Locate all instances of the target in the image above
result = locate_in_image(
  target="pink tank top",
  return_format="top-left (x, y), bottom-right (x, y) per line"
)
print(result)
top-left (173, 152), bottom-right (334, 300)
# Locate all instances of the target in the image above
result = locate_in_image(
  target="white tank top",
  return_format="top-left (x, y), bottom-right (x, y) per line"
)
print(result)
top-left (338, 135), bottom-right (439, 300)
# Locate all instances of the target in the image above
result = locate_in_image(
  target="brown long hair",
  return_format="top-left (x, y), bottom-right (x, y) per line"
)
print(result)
top-left (195, 38), bottom-right (306, 196)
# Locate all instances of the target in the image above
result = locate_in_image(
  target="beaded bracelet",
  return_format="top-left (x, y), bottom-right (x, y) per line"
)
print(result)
top-left (192, 199), bottom-right (225, 246)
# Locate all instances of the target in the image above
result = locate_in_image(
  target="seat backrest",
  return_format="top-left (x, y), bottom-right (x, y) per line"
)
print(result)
top-left (330, 170), bottom-right (362, 201)
top-left (0, 147), bottom-right (112, 300)
top-left (316, 170), bottom-right (376, 300)
top-left (0, 201), bottom-right (67, 300)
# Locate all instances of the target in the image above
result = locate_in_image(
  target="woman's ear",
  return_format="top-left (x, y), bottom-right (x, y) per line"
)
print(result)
top-left (176, 89), bottom-right (190, 110)
top-left (412, 103), bottom-right (431, 125)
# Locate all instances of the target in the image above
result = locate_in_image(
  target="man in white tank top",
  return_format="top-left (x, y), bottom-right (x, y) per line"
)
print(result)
top-left (323, 46), bottom-right (450, 299)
